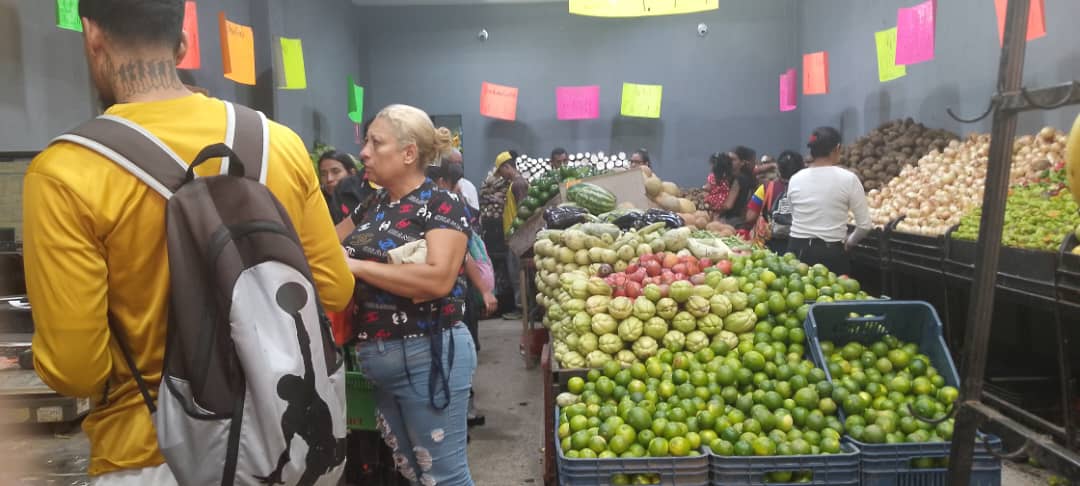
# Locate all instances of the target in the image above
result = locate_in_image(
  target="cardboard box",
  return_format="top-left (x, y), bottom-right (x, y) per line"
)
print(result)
top-left (559, 167), bottom-right (652, 210)
top-left (508, 193), bottom-right (563, 257)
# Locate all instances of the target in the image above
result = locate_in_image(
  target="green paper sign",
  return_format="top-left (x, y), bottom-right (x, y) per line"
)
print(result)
top-left (620, 82), bottom-right (663, 118)
top-left (348, 77), bottom-right (364, 124)
top-left (278, 38), bottom-right (307, 90)
top-left (56, 0), bottom-right (82, 32)
top-left (875, 28), bottom-right (907, 83)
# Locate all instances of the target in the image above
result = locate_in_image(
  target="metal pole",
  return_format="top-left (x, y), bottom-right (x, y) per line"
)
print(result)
top-left (948, 0), bottom-right (1030, 483)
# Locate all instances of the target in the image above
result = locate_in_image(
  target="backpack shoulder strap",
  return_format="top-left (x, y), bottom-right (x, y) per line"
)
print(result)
top-left (51, 115), bottom-right (189, 199)
top-left (220, 101), bottom-right (269, 185)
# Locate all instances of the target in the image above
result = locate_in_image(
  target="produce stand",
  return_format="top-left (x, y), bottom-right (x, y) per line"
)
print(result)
top-left (558, 168), bottom-right (653, 211)
top-left (935, 1), bottom-right (1080, 481)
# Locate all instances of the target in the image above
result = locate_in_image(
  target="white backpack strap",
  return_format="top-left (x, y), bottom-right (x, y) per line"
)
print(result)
top-left (51, 116), bottom-right (189, 199)
top-left (222, 101), bottom-right (270, 185)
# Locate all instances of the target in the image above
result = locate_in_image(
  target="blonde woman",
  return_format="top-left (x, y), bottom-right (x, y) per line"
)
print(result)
top-left (336, 104), bottom-right (476, 485)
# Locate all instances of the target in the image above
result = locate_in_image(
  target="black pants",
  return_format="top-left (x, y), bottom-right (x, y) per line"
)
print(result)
top-left (788, 237), bottom-right (851, 276)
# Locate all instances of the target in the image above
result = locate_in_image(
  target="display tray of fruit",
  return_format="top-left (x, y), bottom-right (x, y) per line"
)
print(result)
top-left (804, 301), bottom-right (1003, 483)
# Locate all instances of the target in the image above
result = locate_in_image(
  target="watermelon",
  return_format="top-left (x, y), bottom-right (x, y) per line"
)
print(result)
top-left (567, 183), bottom-right (617, 215)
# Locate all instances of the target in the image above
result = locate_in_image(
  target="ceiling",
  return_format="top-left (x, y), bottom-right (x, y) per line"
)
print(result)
top-left (352, 0), bottom-right (561, 5)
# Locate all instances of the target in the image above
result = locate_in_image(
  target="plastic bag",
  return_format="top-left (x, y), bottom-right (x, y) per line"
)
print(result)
top-left (612, 211), bottom-right (646, 231)
top-left (642, 208), bottom-right (685, 228)
top-left (543, 206), bottom-right (591, 229)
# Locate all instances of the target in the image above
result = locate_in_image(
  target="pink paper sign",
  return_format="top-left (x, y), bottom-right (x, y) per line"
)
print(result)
top-left (895, 0), bottom-right (935, 65)
top-left (556, 86), bottom-right (600, 120)
top-left (779, 69), bottom-right (797, 112)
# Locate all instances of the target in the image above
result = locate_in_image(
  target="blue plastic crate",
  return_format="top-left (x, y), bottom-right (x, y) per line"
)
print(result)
top-left (706, 443), bottom-right (861, 486)
top-left (554, 407), bottom-right (709, 486)
top-left (803, 301), bottom-right (1002, 486)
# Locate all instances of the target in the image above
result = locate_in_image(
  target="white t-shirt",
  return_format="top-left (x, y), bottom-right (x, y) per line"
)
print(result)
top-left (787, 166), bottom-right (872, 242)
top-left (457, 178), bottom-right (480, 210)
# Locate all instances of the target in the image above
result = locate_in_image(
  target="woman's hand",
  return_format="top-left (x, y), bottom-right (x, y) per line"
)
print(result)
top-left (482, 291), bottom-right (498, 317)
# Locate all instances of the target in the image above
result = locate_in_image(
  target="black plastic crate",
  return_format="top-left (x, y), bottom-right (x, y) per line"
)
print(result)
top-left (850, 226), bottom-right (887, 266)
top-left (944, 233), bottom-right (1059, 305)
top-left (887, 229), bottom-right (945, 277)
top-left (554, 407), bottom-right (709, 486)
top-left (1057, 233), bottom-right (1080, 308)
top-left (706, 443), bottom-right (860, 486)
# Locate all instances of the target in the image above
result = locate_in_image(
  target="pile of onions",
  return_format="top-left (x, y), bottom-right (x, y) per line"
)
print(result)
top-left (866, 127), bottom-right (1066, 236)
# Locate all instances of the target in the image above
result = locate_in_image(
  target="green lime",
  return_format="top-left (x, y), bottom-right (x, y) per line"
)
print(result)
top-left (648, 437), bottom-right (670, 457)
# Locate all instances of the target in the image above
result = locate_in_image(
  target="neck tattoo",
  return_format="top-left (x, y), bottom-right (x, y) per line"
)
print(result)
top-left (103, 53), bottom-right (185, 100)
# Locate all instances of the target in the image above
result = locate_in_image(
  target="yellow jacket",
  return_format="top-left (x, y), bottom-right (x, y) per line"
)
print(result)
top-left (22, 94), bottom-right (354, 476)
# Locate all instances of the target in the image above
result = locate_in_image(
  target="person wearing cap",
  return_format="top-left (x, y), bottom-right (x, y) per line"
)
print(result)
top-left (787, 126), bottom-right (872, 276)
top-left (493, 151), bottom-right (528, 320)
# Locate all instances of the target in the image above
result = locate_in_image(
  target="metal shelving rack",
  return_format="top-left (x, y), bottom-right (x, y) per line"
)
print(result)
top-left (946, 0), bottom-right (1080, 481)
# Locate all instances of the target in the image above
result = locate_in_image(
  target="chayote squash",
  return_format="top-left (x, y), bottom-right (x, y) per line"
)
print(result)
top-left (569, 279), bottom-right (589, 300)
top-left (598, 334), bottom-right (623, 354)
top-left (685, 295), bottom-right (711, 318)
top-left (632, 296), bottom-right (657, 321)
top-left (560, 351), bottom-right (585, 368)
top-left (697, 314), bottom-right (724, 336)
top-left (632, 336), bottom-right (659, 359)
top-left (590, 313), bottom-right (618, 335)
top-left (669, 281), bottom-right (694, 304)
top-left (608, 296), bottom-right (634, 320)
top-left (643, 284), bottom-right (663, 303)
top-left (656, 298), bottom-right (679, 320)
top-left (564, 333), bottom-right (580, 352)
top-left (727, 291), bottom-right (749, 311)
top-left (618, 317), bottom-right (644, 342)
top-left (616, 350), bottom-right (638, 366)
top-left (586, 295), bottom-right (611, 316)
top-left (586, 350), bottom-right (612, 368)
top-left (577, 332), bottom-right (599, 353)
top-left (693, 285), bottom-right (715, 299)
top-left (713, 330), bottom-right (739, 350)
top-left (723, 309), bottom-right (758, 334)
top-left (709, 294), bottom-right (733, 318)
top-left (717, 276), bottom-right (740, 293)
top-left (572, 312), bottom-right (593, 335)
top-left (672, 311), bottom-right (697, 333)
top-left (587, 277), bottom-right (613, 297)
top-left (547, 303), bottom-right (566, 322)
top-left (685, 331), bottom-right (710, 353)
top-left (564, 298), bottom-right (586, 315)
top-left (644, 317), bottom-right (669, 340)
top-left (662, 330), bottom-right (686, 352)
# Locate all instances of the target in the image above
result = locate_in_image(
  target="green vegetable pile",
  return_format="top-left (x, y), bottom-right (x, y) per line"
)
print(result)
top-left (954, 170), bottom-right (1079, 251)
top-left (511, 165), bottom-right (598, 231)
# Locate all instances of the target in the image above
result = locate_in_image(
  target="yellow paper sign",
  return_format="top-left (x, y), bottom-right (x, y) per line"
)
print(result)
top-left (570, 0), bottom-right (717, 18)
top-left (277, 38), bottom-right (307, 90)
top-left (621, 83), bottom-right (663, 119)
top-left (218, 13), bottom-right (255, 86)
top-left (875, 28), bottom-right (907, 83)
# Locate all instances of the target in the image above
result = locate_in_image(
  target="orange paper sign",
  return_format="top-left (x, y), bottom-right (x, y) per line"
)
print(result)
top-left (480, 82), bottom-right (519, 121)
top-left (177, 1), bottom-right (200, 70)
top-left (802, 52), bottom-right (829, 95)
top-left (218, 13), bottom-right (255, 85)
top-left (994, 0), bottom-right (1046, 46)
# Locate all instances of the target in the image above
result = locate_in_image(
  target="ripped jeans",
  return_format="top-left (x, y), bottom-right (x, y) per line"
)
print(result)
top-left (355, 324), bottom-right (477, 486)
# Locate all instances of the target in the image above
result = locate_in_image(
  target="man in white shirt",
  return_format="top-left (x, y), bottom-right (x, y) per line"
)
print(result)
top-left (786, 127), bottom-right (872, 276)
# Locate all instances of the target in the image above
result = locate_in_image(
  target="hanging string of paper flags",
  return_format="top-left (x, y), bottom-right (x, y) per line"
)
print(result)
top-left (56, 0), bottom-right (1049, 121)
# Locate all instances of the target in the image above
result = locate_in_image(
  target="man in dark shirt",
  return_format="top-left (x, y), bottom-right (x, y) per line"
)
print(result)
top-left (550, 148), bottom-right (569, 171)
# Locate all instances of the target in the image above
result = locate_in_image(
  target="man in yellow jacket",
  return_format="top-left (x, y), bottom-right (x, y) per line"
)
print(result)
top-left (492, 151), bottom-right (529, 319)
top-left (21, 0), bottom-right (353, 482)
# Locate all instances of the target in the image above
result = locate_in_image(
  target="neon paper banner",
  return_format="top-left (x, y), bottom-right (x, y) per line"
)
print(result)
top-left (556, 86), bottom-right (600, 120)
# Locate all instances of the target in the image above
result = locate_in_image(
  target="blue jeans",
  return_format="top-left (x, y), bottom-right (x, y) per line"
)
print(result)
top-left (355, 324), bottom-right (477, 486)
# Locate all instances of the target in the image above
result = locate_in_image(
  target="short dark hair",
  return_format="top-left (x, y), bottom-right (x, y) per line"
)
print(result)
top-left (318, 151), bottom-right (356, 172)
top-left (776, 150), bottom-right (805, 180)
top-left (551, 147), bottom-right (568, 159)
top-left (733, 146), bottom-right (757, 163)
top-left (631, 149), bottom-right (651, 164)
top-left (807, 127), bottom-right (842, 158)
top-left (425, 165), bottom-right (445, 181)
top-left (79, 0), bottom-right (185, 48)
top-left (443, 163), bottom-right (465, 185)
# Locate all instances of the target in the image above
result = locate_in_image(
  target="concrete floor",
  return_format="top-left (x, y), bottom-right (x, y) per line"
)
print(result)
top-left (0, 318), bottom-right (1059, 485)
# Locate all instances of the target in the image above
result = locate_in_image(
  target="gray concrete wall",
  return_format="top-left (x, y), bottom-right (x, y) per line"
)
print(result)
top-left (795, 0), bottom-right (1080, 145)
top-left (356, 1), bottom-right (801, 187)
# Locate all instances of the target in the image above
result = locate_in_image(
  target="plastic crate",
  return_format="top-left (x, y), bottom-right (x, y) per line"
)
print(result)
top-left (804, 301), bottom-right (1003, 485)
top-left (888, 230), bottom-right (945, 277)
top-left (346, 371), bottom-right (377, 431)
top-left (804, 300), bottom-right (960, 389)
top-left (554, 407), bottom-right (709, 486)
top-left (707, 443), bottom-right (861, 486)
top-left (855, 435), bottom-right (1002, 486)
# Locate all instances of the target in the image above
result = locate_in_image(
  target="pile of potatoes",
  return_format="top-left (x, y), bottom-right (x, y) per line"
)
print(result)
top-left (841, 119), bottom-right (959, 192)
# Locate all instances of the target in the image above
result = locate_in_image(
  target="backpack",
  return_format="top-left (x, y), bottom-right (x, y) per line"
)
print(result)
top-left (768, 182), bottom-right (794, 238)
top-left (52, 102), bottom-right (347, 486)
